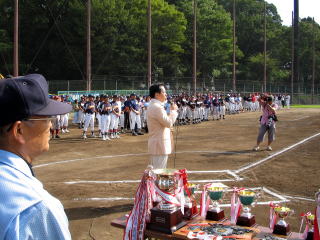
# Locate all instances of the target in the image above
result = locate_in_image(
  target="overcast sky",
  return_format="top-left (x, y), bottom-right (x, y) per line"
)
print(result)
top-left (266, 0), bottom-right (320, 26)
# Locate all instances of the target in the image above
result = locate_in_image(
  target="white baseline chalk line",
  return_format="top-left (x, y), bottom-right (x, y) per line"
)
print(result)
top-left (64, 178), bottom-right (243, 185)
top-left (71, 187), bottom-right (290, 204)
top-left (33, 153), bottom-right (149, 168)
top-left (283, 195), bottom-right (314, 202)
top-left (73, 197), bottom-right (135, 201)
top-left (235, 132), bottom-right (320, 173)
top-left (288, 116), bottom-right (310, 121)
top-left (65, 180), bottom-right (140, 184)
top-left (34, 150), bottom-right (251, 169)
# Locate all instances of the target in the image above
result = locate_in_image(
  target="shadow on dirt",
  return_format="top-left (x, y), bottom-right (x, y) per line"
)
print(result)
top-left (201, 150), bottom-right (254, 157)
top-left (65, 204), bottom-right (133, 220)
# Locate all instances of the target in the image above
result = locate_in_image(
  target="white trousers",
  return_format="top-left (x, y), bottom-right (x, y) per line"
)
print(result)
top-left (129, 112), bottom-right (141, 130)
top-left (110, 114), bottom-right (119, 130)
top-left (83, 113), bottom-right (95, 132)
top-left (120, 113), bottom-right (124, 128)
top-left (51, 115), bottom-right (61, 130)
top-left (101, 114), bottom-right (111, 133)
top-left (96, 113), bottom-right (102, 130)
top-left (60, 113), bottom-right (69, 127)
top-left (150, 155), bottom-right (168, 169)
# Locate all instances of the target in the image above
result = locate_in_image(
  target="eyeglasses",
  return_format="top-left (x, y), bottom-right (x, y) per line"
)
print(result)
top-left (27, 117), bottom-right (57, 121)
top-left (4, 117), bottom-right (56, 133)
top-left (25, 117), bottom-right (57, 122)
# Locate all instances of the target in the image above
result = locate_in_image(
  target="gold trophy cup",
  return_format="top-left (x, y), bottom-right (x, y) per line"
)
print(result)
top-left (273, 206), bottom-right (294, 235)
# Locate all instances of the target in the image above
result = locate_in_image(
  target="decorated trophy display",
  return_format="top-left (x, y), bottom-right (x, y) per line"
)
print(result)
top-left (183, 183), bottom-right (198, 219)
top-left (300, 213), bottom-right (315, 240)
top-left (231, 189), bottom-right (259, 227)
top-left (206, 185), bottom-right (228, 221)
top-left (272, 206), bottom-right (294, 236)
top-left (147, 168), bottom-right (187, 234)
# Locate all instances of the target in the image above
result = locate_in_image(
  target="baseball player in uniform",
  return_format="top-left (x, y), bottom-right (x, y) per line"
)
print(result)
top-left (60, 96), bottom-right (70, 133)
top-left (100, 95), bottom-right (112, 141)
top-left (129, 94), bottom-right (144, 136)
top-left (82, 95), bottom-right (96, 139)
top-left (110, 95), bottom-right (121, 139)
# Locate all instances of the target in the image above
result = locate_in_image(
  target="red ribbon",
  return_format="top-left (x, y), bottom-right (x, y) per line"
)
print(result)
top-left (315, 206), bottom-right (320, 240)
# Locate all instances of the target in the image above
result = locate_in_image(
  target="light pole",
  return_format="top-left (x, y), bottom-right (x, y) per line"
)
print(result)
top-left (13, 0), bottom-right (19, 77)
top-left (232, 0), bottom-right (236, 92)
top-left (147, 0), bottom-right (152, 88)
top-left (192, 0), bottom-right (197, 95)
top-left (263, 1), bottom-right (267, 93)
top-left (86, 0), bottom-right (92, 91)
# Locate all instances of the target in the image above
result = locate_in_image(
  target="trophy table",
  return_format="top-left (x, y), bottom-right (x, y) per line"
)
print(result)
top-left (272, 206), bottom-right (294, 236)
top-left (147, 169), bottom-right (187, 234)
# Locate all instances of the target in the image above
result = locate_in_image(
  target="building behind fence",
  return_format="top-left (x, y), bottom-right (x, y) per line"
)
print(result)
top-left (49, 76), bottom-right (320, 104)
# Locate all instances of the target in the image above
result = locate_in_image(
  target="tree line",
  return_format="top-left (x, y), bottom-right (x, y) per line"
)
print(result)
top-left (0, 0), bottom-right (319, 89)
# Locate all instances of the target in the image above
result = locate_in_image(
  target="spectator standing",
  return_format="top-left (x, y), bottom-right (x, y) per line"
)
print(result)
top-left (0, 74), bottom-right (72, 239)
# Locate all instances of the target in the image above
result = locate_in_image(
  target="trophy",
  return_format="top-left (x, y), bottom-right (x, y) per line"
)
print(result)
top-left (305, 214), bottom-right (315, 240)
top-left (206, 186), bottom-right (227, 221)
top-left (236, 190), bottom-right (258, 227)
top-left (272, 206), bottom-right (294, 235)
top-left (147, 169), bottom-right (187, 234)
top-left (183, 183), bottom-right (198, 219)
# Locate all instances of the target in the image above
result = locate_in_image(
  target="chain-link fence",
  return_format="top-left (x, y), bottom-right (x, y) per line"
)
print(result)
top-left (49, 76), bottom-right (320, 104)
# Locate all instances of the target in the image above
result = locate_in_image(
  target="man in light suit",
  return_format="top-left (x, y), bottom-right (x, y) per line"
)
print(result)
top-left (146, 84), bottom-right (178, 169)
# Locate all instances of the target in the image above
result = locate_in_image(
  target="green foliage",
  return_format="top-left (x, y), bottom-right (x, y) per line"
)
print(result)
top-left (0, 0), bottom-right (319, 89)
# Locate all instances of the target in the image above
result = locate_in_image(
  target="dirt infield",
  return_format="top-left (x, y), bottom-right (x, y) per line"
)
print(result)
top-left (33, 108), bottom-right (320, 240)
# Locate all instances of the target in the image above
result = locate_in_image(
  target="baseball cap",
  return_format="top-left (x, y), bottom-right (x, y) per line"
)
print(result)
top-left (0, 74), bottom-right (72, 127)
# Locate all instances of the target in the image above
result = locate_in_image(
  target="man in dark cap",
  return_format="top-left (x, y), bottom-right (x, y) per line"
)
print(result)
top-left (0, 74), bottom-right (72, 239)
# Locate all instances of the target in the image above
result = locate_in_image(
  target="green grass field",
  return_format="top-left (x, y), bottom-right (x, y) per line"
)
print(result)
top-left (291, 104), bottom-right (320, 108)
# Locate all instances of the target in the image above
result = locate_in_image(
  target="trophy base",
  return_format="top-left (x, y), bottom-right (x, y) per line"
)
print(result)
top-left (236, 215), bottom-right (256, 227)
top-left (147, 207), bottom-right (187, 234)
top-left (206, 209), bottom-right (225, 221)
top-left (306, 231), bottom-right (314, 240)
top-left (183, 204), bottom-right (198, 220)
top-left (273, 224), bottom-right (290, 236)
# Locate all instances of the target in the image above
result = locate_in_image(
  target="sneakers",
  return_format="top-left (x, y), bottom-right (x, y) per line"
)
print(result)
top-left (65, 129), bottom-right (70, 133)
top-left (61, 129), bottom-right (65, 133)
top-left (115, 134), bottom-right (120, 139)
top-left (253, 146), bottom-right (260, 151)
top-left (110, 134), bottom-right (115, 139)
top-left (55, 135), bottom-right (60, 139)
top-left (266, 146), bottom-right (273, 151)
top-left (105, 135), bottom-right (111, 140)
top-left (132, 132), bottom-right (138, 136)
top-left (102, 135), bottom-right (106, 141)
top-left (82, 135), bottom-right (87, 139)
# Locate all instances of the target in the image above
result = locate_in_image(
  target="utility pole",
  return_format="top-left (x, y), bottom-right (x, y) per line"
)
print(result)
top-left (293, 0), bottom-right (299, 90)
top-left (312, 17), bottom-right (315, 104)
top-left (263, 1), bottom-right (267, 93)
top-left (86, 0), bottom-right (92, 91)
top-left (13, 0), bottom-right (19, 77)
top-left (147, 0), bottom-right (152, 88)
top-left (232, 0), bottom-right (236, 92)
top-left (193, 0), bottom-right (197, 95)
top-left (291, 12), bottom-right (294, 99)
